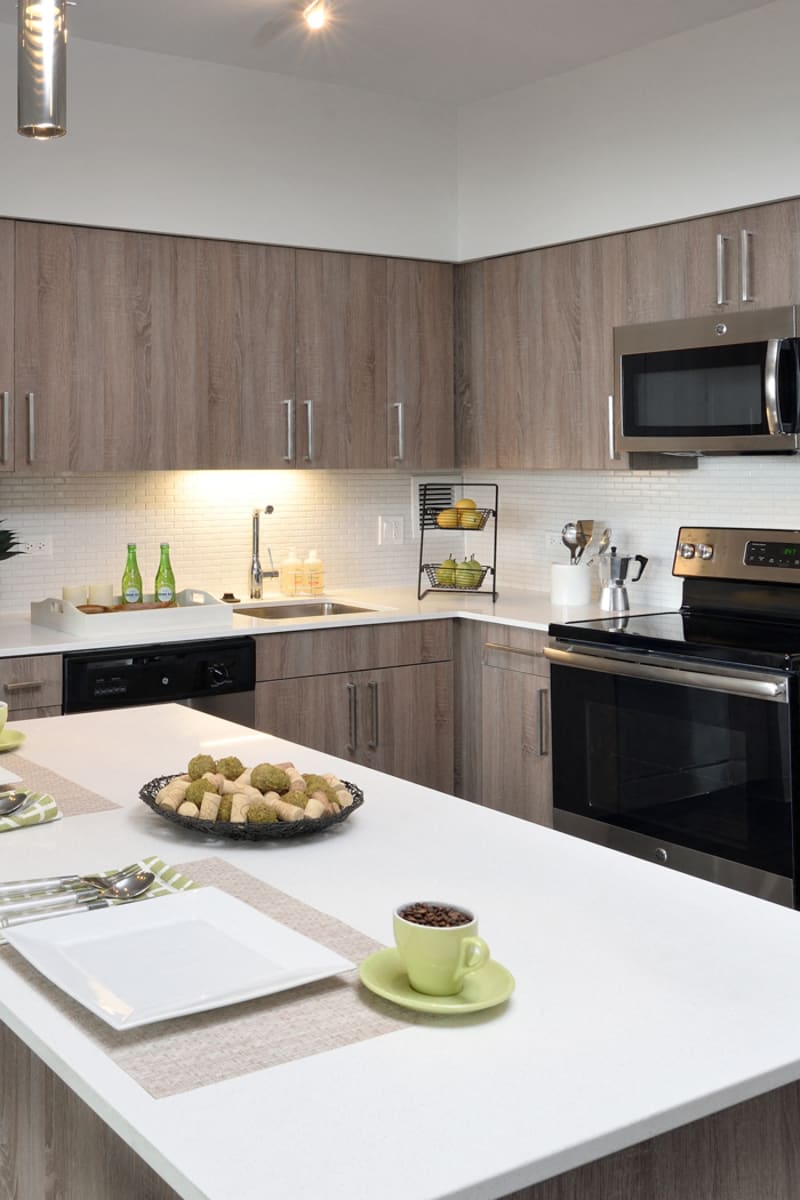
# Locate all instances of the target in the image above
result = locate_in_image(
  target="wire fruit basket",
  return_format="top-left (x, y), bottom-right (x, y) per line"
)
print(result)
top-left (417, 482), bottom-right (498, 600)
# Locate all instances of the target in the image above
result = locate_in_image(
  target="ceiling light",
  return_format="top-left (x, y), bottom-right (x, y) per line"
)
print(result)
top-left (303, 1), bottom-right (327, 31)
top-left (18, 0), bottom-right (68, 139)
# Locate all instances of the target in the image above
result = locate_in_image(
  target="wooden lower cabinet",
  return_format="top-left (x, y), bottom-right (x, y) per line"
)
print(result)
top-left (0, 653), bottom-right (62, 718)
top-left (255, 660), bottom-right (453, 793)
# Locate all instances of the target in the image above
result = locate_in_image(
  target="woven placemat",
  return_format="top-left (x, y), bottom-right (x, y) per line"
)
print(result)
top-left (0, 856), bottom-right (415, 1098)
top-left (1, 753), bottom-right (119, 818)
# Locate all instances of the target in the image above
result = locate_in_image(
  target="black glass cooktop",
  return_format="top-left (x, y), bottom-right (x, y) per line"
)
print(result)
top-left (549, 609), bottom-right (800, 671)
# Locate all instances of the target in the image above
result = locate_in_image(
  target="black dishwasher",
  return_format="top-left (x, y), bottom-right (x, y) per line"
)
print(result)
top-left (62, 637), bottom-right (256, 727)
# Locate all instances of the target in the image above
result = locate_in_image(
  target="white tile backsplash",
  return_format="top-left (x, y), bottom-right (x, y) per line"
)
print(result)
top-left (1, 458), bottom-right (799, 613)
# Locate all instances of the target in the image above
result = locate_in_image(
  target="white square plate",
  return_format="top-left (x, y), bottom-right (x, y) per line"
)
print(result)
top-left (4, 887), bottom-right (354, 1029)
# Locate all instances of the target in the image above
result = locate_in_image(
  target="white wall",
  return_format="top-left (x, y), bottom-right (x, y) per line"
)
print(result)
top-left (457, 0), bottom-right (800, 260)
top-left (0, 27), bottom-right (457, 260)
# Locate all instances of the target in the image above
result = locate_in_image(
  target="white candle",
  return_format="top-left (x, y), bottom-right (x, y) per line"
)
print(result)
top-left (62, 584), bottom-right (89, 606)
top-left (87, 583), bottom-right (114, 607)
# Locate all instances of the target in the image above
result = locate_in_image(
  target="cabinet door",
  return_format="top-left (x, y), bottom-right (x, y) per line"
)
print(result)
top-left (726, 199), bottom-right (800, 311)
top-left (15, 222), bottom-right (113, 472)
top-left (387, 259), bottom-right (454, 469)
top-left (0, 222), bottom-right (13, 472)
top-left (0, 653), bottom-right (62, 715)
top-left (625, 214), bottom-right (741, 322)
top-left (296, 250), bottom-right (387, 468)
top-left (579, 233), bottom-right (628, 469)
top-left (362, 662), bottom-right (453, 793)
top-left (454, 260), bottom-right (496, 469)
top-left (255, 671), bottom-right (355, 761)
top-left (481, 662), bottom-right (551, 827)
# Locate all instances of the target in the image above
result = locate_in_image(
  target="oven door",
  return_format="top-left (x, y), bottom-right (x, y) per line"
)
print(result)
top-left (614, 310), bottom-right (800, 454)
top-left (545, 644), bottom-right (796, 905)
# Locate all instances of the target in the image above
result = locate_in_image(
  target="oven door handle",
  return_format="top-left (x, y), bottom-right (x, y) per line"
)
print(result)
top-left (543, 646), bottom-right (789, 703)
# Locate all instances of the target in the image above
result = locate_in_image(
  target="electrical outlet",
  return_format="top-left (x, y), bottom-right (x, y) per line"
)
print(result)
top-left (20, 536), bottom-right (53, 557)
top-left (378, 515), bottom-right (404, 546)
top-left (545, 531), bottom-right (563, 551)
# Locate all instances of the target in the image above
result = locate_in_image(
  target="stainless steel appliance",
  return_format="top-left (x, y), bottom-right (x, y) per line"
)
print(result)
top-left (614, 308), bottom-right (800, 455)
top-left (62, 637), bottom-right (256, 726)
top-left (598, 549), bottom-right (648, 612)
top-left (547, 528), bottom-right (800, 907)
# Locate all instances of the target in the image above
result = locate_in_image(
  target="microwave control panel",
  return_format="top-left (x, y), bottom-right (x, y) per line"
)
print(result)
top-left (674, 527), bottom-right (800, 583)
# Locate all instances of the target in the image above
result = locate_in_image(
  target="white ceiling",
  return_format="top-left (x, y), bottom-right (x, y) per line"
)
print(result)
top-left (10, 0), bottom-right (776, 107)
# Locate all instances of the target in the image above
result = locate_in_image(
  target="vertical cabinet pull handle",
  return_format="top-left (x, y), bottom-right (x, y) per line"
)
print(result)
top-left (26, 393), bottom-right (35, 464)
top-left (392, 402), bottom-right (405, 462)
top-left (607, 395), bottom-right (620, 461)
top-left (0, 392), bottom-right (8, 464)
top-left (715, 233), bottom-right (730, 306)
top-left (303, 400), bottom-right (314, 462)
top-left (346, 682), bottom-right (358, 754)
top-left (367, 681), bottom-right (379, 749)
top-left (536, 688), bottom-right (549, 757)
top-left (283, 399), bottom-right (294, 462)
top-left (740, 229), bottom-right (753, 303)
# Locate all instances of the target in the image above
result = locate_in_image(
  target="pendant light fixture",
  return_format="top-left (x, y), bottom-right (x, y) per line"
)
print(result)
top-left (18, 0), bottom-right (68, 139)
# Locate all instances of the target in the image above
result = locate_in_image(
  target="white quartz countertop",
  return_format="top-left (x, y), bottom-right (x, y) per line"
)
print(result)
top-left (0, 585), bottom-right (637, 658)
top-left (3, 706), bottom-right (800, 1200)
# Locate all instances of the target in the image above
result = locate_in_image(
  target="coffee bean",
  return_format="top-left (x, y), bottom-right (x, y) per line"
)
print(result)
top-left (398, 902), bottom-right (471, 927)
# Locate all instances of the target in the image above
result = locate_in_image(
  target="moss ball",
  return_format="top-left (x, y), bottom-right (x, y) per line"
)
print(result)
top-left (215, 755), bottom-right (245, 781)
top-left (187, 753), bottom-right (217, 781)
top-left (185, 778), bottom-right (218, 806)
top-left (246, 802), bottom-right (278, 825)
top-left (250, 763), bottom-right (291, 795)
top-left (303, 774), bottom-right (338, 804)
top-left (217, 796), bottom-right (233, 823)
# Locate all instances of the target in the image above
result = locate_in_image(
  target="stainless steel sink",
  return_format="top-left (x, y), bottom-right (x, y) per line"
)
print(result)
top-left (235, 601), bottom-right (377, 620)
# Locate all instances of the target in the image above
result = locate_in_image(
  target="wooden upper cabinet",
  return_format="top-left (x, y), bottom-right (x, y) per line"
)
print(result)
top-left (455, 258), bottom-right (496, 469)
top-left (295, 250), bottom-right (387, 469)
top-left (0, 222), bottom-right (13, 473)
top-left (386, 259), bottom-right (454, 469)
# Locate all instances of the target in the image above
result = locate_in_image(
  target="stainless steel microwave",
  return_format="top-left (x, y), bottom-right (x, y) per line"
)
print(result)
top-left (614, 307), bottom-right (800, 454)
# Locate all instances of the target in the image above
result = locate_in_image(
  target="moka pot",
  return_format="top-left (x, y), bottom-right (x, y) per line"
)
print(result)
top-left (599, 549), bottom-right (648, 612)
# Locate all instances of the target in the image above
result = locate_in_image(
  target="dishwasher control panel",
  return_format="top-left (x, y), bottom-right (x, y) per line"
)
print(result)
top-left (63, 638), bottom-right (255, 714)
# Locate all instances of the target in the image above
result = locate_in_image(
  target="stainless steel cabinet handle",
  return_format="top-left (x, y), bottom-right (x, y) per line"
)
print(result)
top-left (607, 395), bottom-right (620, 461)
top-left (303, 400), bottom-right (314, 462)
top-left (484, 641), bottom-right (543, 658)
top-left (740, 229), bottom-right (753, 303)
top-left (26, 392), bottom-right (35, 464)
top-left (283, 398), bottom-right (294, 462)
top-left (536, 687), bottom-right (549, 757)
top-left (346, 682), bottom-right (357, 753)
top-left (367, 681), bottom-right (379, 749)
top-left (715, 233), bottom-right (730, 306)
top-left (0, 392), bottom-right (8, 464)
top-left (4, 681), bottom-right (44, 693)
top-left (392, 402), bottom-right (405, 462)
top-left (544, 645), bottom-right (788, 702)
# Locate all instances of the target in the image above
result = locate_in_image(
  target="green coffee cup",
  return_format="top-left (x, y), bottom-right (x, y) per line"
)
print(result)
top-left (393, 901), bottom-right (490, 996)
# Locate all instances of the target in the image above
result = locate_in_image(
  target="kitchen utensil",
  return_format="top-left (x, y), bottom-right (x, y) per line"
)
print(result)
top-left (584, 527), bottom-right (612, 566)
top-left (561, 522), bottom-right (580, 565)
top-left (0, 864), bottom-right (146, 900)
top-left (0, 790), bottom-right (36, 817)
top-left (574, 520), bottom-right (594, 563)
top-left (599, 549), bottom-right (648, 612)
top-left (0, 870), bottom-right (156, 919)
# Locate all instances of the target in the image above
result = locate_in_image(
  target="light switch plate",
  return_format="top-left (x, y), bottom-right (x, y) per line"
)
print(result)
top-left (378, 515), bottom-right (404, 546)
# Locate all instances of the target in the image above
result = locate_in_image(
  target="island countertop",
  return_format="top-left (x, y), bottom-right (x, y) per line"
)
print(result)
top-left (2, 705), bottom-right (800, 1200)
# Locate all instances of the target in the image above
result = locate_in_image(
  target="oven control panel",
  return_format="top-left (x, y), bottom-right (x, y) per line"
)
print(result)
top-left (674, 527), bottom-right (800, 583)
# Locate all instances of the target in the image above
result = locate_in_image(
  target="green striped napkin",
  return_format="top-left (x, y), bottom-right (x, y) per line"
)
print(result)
top-left (0, 792), bottom-right (61, 835)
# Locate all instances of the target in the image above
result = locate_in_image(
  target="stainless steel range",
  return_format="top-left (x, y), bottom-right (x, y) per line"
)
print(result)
top-left (547, 527), bottom-right (800, 907)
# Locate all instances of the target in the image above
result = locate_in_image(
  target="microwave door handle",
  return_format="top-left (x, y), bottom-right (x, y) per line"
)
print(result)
top-left (764, 339), bottom-right (782, 435)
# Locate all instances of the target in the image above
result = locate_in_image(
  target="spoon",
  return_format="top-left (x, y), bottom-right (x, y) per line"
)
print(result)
top-left (0, 791), bottom-right (35, 817)
top-left (0, 869), bottom-right (156, 920)
top-left (0, 863), bottom-right (144, 899)
top-left (561, 522), bottom-right (580, 565)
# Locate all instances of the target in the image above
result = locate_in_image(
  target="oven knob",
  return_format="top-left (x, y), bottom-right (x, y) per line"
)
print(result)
top-left (208, 663), bottom-right (231, 688)
top-left (654, 847), bottom-right (668, 864)
top-left (697, 544), bottom-right (714, 560)
top-left (679, 543), bottom-right (696, 559)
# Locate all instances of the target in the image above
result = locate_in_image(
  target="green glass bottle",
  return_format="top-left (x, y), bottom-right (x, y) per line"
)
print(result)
top-left (154, 542), bottom-right (176, 606)
top-left (121, 543), bottom-right (143, 605)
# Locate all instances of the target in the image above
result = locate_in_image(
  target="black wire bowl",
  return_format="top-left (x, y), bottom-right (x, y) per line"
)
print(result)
top-left (139, 774), bottom-right (364, 841)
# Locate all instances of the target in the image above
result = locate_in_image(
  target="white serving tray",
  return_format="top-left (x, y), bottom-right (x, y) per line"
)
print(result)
top-left (31, 589), bottom-right (233, 634)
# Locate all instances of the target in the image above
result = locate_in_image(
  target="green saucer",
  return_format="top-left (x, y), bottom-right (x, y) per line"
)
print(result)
top-left (0, 729), bottom-right (25, 753)
top-left (359, 947), bottom-right (514, 1015)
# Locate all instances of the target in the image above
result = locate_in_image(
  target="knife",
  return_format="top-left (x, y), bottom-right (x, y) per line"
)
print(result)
top-left (1, 897), bottom-right (130, 930)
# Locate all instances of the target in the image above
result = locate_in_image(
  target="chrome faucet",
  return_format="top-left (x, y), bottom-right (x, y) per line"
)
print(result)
top-left (250, 505), bottom-right (277, 599)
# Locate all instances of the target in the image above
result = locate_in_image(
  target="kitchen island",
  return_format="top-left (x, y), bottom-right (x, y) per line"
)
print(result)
top-left (2, 705), bottom-right (800, 1200)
